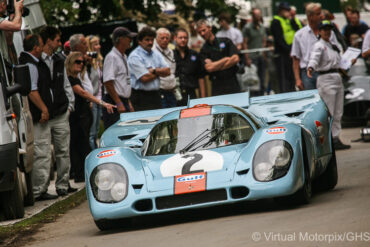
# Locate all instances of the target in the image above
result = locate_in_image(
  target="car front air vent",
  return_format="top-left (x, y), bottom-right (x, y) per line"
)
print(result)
top-left (267, 120), bottom-right (278, 125)
top-left (285, 111), bottom-right (304, 118)
top-left (118, 134), bottom-right (137, 140)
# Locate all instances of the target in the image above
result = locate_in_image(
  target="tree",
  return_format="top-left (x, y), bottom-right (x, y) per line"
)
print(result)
top-left (40, 0), bottom-right (241, 27)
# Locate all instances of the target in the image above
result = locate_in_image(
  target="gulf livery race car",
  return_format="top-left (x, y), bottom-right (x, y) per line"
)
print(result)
top-left (85, 90), bottom-right (338, 230)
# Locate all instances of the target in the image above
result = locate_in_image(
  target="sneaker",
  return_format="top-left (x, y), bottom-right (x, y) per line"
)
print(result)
top-left (334, 138), bottom-right (351, 150)
top-left (56, 189), bottom-right (68, 196)
top-left (36, 192), bottom-right (58, 201)
top-left (67, 184), bottom-right (78, 193)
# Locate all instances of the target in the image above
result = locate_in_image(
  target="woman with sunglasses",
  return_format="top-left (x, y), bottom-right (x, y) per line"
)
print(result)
top-left (65, 52), bottom-right (115, 182)
top-left (86, 35), bottom-right (104, 149)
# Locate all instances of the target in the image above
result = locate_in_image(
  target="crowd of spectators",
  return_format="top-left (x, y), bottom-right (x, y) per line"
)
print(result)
top-left (2, 0), bottom-right (369, 200)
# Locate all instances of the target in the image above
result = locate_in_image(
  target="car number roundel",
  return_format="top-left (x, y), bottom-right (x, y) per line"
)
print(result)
top-left (160, 150), bottom-right (224, 177)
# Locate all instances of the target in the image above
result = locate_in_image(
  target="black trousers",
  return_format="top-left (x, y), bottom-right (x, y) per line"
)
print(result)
top-left (211, 76), bottom-right (240, 96)
top-left (177, 86), bottom-right (197, 106)
top-left (131, 89), bottom-right (162, 111)
top-left (102, 94), bottom-right (132, 130)
top-left (274, 53), bottom-right (295, 93)
top-left (69, 102), bottom-right (92, 181)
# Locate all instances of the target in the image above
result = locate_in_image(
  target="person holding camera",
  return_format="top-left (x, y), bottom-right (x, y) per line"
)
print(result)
top-left (86, 35), bottom-right (103, 149)
top-left (0, 0), bottom-right (23, 62)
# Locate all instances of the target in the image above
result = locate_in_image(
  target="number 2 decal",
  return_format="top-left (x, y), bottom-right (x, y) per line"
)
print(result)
top-left (160, 150), bottom-right (224, 177)
top-left (181, 153), bottom-right (204, 174)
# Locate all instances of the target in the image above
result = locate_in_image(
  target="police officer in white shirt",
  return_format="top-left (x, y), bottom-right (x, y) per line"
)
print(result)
top-left (307, 20), bottom-right (350, 150)
top-left (102, 27), bottom-right (136, 129)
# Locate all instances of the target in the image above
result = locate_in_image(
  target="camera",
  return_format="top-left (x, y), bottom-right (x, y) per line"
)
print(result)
top-left (87, 51), bottom-right (98, 59)
top-left (7, 0), bottom-right (30, 17)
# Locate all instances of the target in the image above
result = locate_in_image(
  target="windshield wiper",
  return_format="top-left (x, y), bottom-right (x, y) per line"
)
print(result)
top-left (179, 129), bottom-right (212, 154)
top-left (191, 127), bottom-right (225, 151)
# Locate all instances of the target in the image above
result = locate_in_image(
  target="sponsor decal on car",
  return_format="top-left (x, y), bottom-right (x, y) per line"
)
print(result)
top-left (161, 150), bottom-right (224, 177)
top-left (266, 127), bottom-right (287, 135)
top-left (174, 172), bottom-right (206, 195)
top-left (96, 150), bottom-right (117, 158)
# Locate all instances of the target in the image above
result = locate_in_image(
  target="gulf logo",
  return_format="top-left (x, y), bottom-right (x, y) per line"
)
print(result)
top-left (266, 127), bottom-right (288, 135)
top-left (97, 150), bottom-right (117, 159)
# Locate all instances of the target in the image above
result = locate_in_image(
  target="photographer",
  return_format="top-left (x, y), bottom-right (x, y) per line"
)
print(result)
top-left (0, 0), bottom-right (24, 62)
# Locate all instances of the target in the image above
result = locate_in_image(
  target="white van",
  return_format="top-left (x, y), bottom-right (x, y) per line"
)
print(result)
top-left (0, 51), bottom-right (33, 220)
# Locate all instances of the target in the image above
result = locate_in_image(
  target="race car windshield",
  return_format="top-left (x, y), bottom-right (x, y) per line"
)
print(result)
top-left (144, 113), bottom-right (254, 156)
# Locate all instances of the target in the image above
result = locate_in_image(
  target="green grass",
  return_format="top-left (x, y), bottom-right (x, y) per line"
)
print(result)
top-left (0, 188), bottom-right (86, 246)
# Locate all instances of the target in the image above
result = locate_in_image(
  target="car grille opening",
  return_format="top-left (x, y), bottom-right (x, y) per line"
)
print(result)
top-left (134, 199), bottom-right (153, 212)
top-left (155, 189), bottom-right (227, 210)
top-left (230, 186), bottom-right (249, 199)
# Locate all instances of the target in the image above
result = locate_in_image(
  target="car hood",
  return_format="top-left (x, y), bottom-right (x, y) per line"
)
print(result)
top-left (141, 144), bottom-right (245, 192)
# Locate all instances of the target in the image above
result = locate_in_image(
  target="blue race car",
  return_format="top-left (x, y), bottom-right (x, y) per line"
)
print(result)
top-left (85, 90), bottom-right (338, 230)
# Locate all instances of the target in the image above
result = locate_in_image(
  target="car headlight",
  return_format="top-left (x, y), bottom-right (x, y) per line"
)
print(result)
top-left (90, 163), bottom-right (128, 203)
top-left (253, 140), bottom-right (293, 182)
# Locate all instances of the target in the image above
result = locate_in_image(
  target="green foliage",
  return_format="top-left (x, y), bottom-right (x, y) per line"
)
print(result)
top-left (40, 0), bottom-right (241, 26)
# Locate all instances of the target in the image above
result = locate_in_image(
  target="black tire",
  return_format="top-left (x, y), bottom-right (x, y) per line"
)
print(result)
top-left (94, 218), bottom-right (132, 231)
top-left (313, 140), bottom-right (338, 192)
top-left (24, 171), bottom-right (34, 206)
top-left (0, 171), bottom-right (25, 220)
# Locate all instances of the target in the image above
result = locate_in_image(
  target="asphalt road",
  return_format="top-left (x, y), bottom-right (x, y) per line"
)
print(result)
top-left (24, 127), bottom-right (370, 247)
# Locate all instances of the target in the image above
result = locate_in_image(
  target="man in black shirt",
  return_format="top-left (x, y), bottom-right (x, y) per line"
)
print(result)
top-left (174, 28), bottom-right (206, 106)
top-left (196, 19), bottom-right (240, 96)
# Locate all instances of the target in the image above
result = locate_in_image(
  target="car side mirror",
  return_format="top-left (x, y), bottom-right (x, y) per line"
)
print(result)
top-left (6, 64), bottom-right (31, 96)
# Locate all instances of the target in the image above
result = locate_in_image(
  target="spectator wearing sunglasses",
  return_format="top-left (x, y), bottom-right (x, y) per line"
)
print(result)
top-left (65, 52), bottom-right (115, 182)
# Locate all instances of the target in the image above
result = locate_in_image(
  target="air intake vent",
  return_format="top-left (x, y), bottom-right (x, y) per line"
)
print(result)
top-left (118, 134), bottom-right (137, 140)
top-left (134, 199), bottom-right (153, 212)
top-left (236, 169), bottom-right (249, 175)
top-left (156, 189), bottom-right (227, 210)
top-left (230, 186), bottom-right (249, 199)
top-left (285, 111), bottom-right (304, 118)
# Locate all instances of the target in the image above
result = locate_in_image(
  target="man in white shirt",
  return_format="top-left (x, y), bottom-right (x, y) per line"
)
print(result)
top-left (103, 27), bottom-right (136, 129)
top-left (291, 2), bottom-right (339, 90)
top-left (216, 13), bottom-right (243, 51)
top-left (153, 27), bottom-right (177, 108)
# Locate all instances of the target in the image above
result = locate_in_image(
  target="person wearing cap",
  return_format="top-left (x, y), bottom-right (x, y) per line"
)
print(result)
top-left (128, 27), bottom-right (170, 111)
top-left (270, 1), bottom-right (296, 93)
top-left (307, 20), bottom-right (351, 150)
top-left (291, 3), bottom-right (341, 91)
top-left (102, 27), bottom-right (136, 129)
top-left (62, 41), bottom-right (71, 57)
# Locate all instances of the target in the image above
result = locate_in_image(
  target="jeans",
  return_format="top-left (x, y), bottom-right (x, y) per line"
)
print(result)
top-left (300, 68), bottom-right (318, 90)
top-left (160, 90), bottom-right (177, 108)
top-left (89, 102), bottom-right (102, 149)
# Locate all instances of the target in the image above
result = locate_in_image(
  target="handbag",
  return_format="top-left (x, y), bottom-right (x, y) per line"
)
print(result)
top-left (236, 64), bottom-right (260, 92)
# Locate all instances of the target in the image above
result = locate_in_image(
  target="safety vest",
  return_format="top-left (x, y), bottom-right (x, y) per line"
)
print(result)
top-left (273, 15), bottom-right (295, 45)
top-left (294, 17), bottom-right (303, 29)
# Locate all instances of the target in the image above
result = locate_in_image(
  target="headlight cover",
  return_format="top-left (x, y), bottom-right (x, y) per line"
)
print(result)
top-left (253, 140), bottom-right (293, 182)
top-left (90, 163), bottom-right (128, 203)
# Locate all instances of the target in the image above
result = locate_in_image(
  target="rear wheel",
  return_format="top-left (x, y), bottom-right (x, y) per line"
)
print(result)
top-left (94, 218), bottom-right (132, 231)
top-left (0, 170), bottom-right (25, 220)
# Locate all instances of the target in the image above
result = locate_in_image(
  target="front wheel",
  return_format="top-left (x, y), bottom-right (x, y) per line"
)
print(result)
top-left (0, 170), bottom-right (25, 220)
